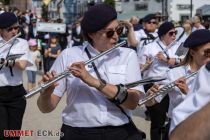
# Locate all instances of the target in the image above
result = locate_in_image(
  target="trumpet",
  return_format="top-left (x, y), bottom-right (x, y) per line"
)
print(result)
top-left (0, 32), bottom-right (21, 48)
top-left (25, 41), bottom-right (127, 98)
top-left (138, 71), bottom-right (198, 106)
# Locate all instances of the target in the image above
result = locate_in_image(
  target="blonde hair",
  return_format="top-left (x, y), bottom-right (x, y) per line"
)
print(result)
top-left (183, 23), bottom-right (192, 35)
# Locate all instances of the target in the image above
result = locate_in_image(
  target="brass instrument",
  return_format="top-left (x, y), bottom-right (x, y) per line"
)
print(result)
top-left (138, 71), bottom-right (198, 106)
top-left (0, 32), bottom-right (21, 48)
top-left (25, 41), bottom-right (126, 98)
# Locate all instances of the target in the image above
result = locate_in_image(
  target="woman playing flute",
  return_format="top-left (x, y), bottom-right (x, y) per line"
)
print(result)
top-left (37, 4), bottom-right (145, 140)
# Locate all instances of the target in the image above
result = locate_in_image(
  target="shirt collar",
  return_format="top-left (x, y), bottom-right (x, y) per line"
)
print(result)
top-left (82, 42), bottom-right (100, 57)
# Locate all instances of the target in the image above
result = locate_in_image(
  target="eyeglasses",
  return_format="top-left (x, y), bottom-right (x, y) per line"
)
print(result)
top-left (168, 30), bottom-right (177, 36)
top-left (101, 26), bottom-right (124, 38)
top-left (6, 26), bottom-right (19, 32)
top-left (147, 21), bottom-right (157, 24)
top-left (204, 49), bottom-right (210, 57)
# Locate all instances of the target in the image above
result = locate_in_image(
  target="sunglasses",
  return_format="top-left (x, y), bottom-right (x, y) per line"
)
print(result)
top-left (168, 30), bottom-right (177, 36)
top-left (147, 21), bottom-right (157, 24)
top-left (204, 49), bottom-right (210, 57)
top-left (101, 26), bottom-right (124, 38)
top-left (6, 26), bottom-right (19, 32)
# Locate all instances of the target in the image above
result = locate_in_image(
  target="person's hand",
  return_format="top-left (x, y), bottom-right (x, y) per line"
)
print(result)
top-left (69, 62), bottom-right (94, 86)
top-left (156, 52), bottom-right (168, 63)
top-left (145, 84), bottom-right (160, 106)
top-left (175, 77), bottom-right (189, 94)
top-left (119, 20), bottom-right (133, 30)
top-left (38, 70), bottom-right (58, 96)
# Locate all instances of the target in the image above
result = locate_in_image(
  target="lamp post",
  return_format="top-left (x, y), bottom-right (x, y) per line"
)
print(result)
top-left (190, 0), bottom-right (193, 18)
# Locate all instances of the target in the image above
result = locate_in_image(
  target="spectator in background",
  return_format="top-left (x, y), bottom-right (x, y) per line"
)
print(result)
top-left (26, 39), bottom-right (41, 91)
top-left (71, 20), bottom-right (83, 46)
top-left (57, 18), bottom-right (69, 50)
top-left (28, 18), bottom-right (37, 39)
top-left (191, 15), bottom-right (205, 32)
top-left (44, 33), bottom-right (61, 72)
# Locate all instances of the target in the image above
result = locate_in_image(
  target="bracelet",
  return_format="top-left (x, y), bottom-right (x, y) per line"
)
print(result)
top-left (5, 59), bottom-right (15, 67)
top-left (97, 79), bottom-right (107, 91)
top-left (110, 84), bottom-right (128, 105)
top-left (175, 58), bottom-right (181, 65)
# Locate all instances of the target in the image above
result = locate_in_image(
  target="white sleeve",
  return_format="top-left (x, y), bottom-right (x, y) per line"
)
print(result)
top-left (170, 65), bottom-right (210, 133)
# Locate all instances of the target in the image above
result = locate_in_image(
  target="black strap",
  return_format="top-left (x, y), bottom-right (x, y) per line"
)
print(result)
top-left (0, 39), bottom-right (16, 76)
top-left (157, 41), bottom-right (170, 59)
top-left (85, 47), bottom-right (103, 80)
top-left (84, 47), bottom-right (131, 120)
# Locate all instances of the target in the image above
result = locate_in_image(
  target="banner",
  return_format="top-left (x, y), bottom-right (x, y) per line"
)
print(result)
top-left (36, 22), bottom-right (66, 33)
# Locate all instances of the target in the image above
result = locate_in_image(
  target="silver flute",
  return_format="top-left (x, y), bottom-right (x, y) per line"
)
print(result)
top-left (25, 41), bottom-right (126, 98)
top-left (0, 32), bottom-right (21, 48)
top-left (138, 71), bottom-right (198, 106)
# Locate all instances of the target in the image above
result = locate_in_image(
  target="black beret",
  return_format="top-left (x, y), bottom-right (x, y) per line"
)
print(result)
top-left (143, 14), bottom-right (156, 22)
top-left (81, 4), bottom-right (117, 33)
top-left (0, 12), bottom-right (18, 28)
top-left (158, 21), bottom-right (175, 37)
top-left (184, 29), bottom-right (210, 48)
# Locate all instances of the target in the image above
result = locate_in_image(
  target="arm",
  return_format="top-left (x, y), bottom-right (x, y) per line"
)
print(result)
top-left (37, 71), bottom-right (61, 113)
top-left (69, 62), bottom-right (141, 110)
top-left (121, 20), bottom-right (138, 47)
top-left (170, 101), bottom-right (210, 140)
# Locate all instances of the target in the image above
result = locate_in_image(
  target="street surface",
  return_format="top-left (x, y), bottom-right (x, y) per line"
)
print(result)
top-left (21, 72), bottom-right (150, 140)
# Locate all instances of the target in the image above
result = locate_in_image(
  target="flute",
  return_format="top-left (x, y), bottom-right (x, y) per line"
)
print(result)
top-left (25, 41), bottom-right (126, 98)
top-left (0, 32), bottom-right (21, 48)
top-left (138, 71), bottom-right (198, 106)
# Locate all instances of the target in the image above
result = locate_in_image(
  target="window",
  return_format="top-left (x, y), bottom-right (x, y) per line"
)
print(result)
top-left (135, 3), bottom-right (148, 11)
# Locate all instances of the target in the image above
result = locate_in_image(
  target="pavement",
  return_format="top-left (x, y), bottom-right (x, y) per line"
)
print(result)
top-left (21, 71), bottom-right (151, 140)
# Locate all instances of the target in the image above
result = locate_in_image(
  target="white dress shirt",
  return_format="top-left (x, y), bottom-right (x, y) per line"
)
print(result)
top-left (135, 29), bottom-right (158, 56)
top-left (170, 64), bottom-right (210, 133)
top-left (0, 37), bottom-right (32, 86)
top-left (138, 39), bottom-right (180, 78)
top-left (156, 65), bottom-right (196, 117)
top-left (51, 43), bottom-right (144, 127)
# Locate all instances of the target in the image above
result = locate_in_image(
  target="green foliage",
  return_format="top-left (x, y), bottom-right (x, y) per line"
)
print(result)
top-left (0, 0), bottom-right (10, 5)
top-left (41, 4), bottom-right (48, 20)
top-left (104, 0), bottom-right (115, 8)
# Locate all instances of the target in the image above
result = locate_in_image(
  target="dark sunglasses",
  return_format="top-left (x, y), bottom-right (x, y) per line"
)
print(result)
top-left (6, 26), bottom-right (19, 32)
top-left (103, 26), bottom-right (124, 38)
top-left (168, 30), bottom-right (177, 36)
top-left (147, 21), bottom-right (157, 24)
top-left (204, 49), bottom-right (210, 57)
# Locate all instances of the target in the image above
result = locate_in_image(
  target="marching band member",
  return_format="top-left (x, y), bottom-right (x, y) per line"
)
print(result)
top-left (37, 4), bottom-right (145, 140)
top-left (135, 13), bottom-right (158, 55)
top-left (145, 29), bottom-right (210, 139)
top-left (170, 29), bottom-right (210, 134)
top-left (0, 12), bottom-right (31, 139)
top-left (170, 62), bottom-right (210, 140)
top-left (138, 21), bottom-right (181, 140)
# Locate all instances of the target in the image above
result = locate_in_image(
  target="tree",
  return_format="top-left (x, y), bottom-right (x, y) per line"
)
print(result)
top-left (104, 0), bottom-right (115, 8)
top-left (41, 4), bottom-right (48, 21)
top-left (0, 0), bottom-right (10, 5)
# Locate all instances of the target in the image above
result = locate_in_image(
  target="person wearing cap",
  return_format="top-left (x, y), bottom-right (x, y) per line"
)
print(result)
top-left (0, 12), bottom-right (31, 139)
top-left (37, 4), bottom-right (145, 140)
top-left (138, 21), bottom-right (182, 140)
top-left (135, 14), bottom-right (158, 55)
top-left (135, 13), bottom-right (159, 121)
top-left (145, 29), bottom-right (210, 139)
top-left (169, 62), bottom-right (210, 140)
top-left (26, 39), bottom-right (41, 91)
top-left (169, 29), bottom-right (210, 133)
